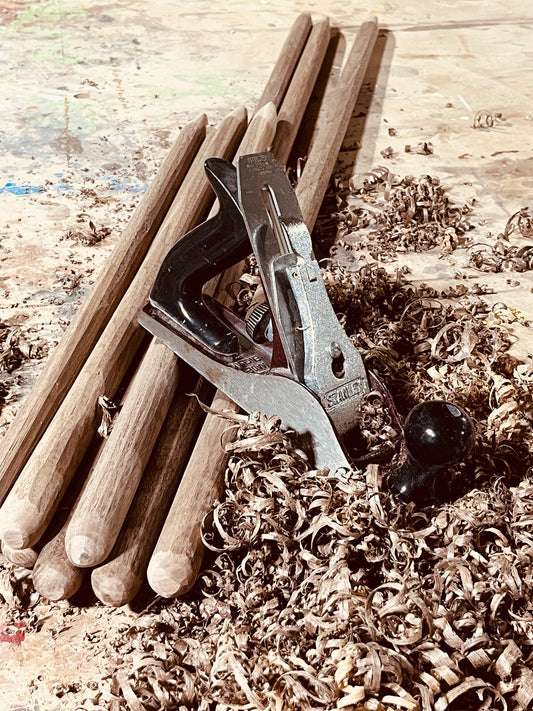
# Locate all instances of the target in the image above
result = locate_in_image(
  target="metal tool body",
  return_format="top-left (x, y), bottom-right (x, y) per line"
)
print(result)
top-left (139, 152), bottom-right (371, 471)
top-left (139, 151), bottom-right (475, 489)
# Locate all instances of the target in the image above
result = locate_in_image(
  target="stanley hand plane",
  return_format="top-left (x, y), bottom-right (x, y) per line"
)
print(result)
top-left (139, 152), bottom-right (475, 503)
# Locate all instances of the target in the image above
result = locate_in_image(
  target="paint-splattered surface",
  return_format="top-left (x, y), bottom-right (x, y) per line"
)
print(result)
top-left (0, 0), bottom-right (532, 708)
top-left (1, 0), bottom-right (533, 430)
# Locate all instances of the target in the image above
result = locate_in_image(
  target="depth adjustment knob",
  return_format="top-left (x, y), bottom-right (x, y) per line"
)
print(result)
top-left (245, 302), bottom-right (273, 343)
top-left (388, 400), bottom-right (475, 505)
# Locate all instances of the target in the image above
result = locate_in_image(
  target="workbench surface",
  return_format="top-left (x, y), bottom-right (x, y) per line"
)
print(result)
top-left (0, 0), bottom-right (532, 707)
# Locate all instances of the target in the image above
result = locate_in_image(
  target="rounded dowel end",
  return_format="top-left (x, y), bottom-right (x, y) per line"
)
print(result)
top-left (65, 533), bottom-right (108, 568)
top-left (0, 495), bottom-right (45, 550)
top-left (91, 566), bottom-right (142, 607)
top-left (1, 541), bottom-right (38, 569)
top-left (33, 563), bottom-right (83, 601)
top-left (147, 552), bottom-right (195, 598)
top-left (0, 520), bottom-right (34, 551)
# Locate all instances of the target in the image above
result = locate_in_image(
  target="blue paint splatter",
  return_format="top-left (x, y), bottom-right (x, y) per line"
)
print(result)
top-left (57, 183), bottom-right (75, 193)
top-left (0, 177), bottom-right (148, 196)
top-left (0, 182), bottom-right (42, 195)
top-left (103, 177), bottom-right (148, 193)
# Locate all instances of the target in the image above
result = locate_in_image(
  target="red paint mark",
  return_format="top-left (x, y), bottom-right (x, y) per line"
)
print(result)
top-left (0, 621), bottom-right (27, 645)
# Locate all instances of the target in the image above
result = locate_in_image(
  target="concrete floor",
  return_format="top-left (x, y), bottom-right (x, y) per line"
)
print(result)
top-left (0, 0), bottom-right (532, 707)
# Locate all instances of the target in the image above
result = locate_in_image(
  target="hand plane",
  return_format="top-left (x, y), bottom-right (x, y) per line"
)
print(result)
top-left (139, 152), bottom-right (475, 503)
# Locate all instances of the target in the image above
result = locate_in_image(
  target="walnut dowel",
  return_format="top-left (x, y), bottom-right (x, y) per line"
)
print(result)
top-left (33, 435), bottom-right (107, 600)
top-left (147, 19), bottom-right (380, 598)
top-left (255, 13), bottom-right (312, 112)
top-left (90, 376), bottom-right (210, 606)
top-left (270, 17), bottom-right (331, 166)
top-left (0, 114), bottom-right (207, 504)
top-left (88, 103), bottom-right (278, 603)
top-left (32, 526), bottom-right (84, 602)
top-left (65, 341), bottom-right (180, 567)
top-left (295, 19), bottom-right (378, 229)
top-left (1, 541), bottom-right (38, 569)
top-left (0, 106), bottom-right (248, 550)
top-left (147, 391), bottom-right (239, 597)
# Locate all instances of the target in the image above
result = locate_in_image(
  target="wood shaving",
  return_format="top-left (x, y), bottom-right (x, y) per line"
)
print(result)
top-left (330, 170), bottom-right (475, 260)
top-left (472, 110), bottom-right (504, 129)
top-left (404, 142), bottom-right (433, 155)
top-left (65, 218), bottom-right (112, 246)
top-left (97, 395), bottom-right (120, 438)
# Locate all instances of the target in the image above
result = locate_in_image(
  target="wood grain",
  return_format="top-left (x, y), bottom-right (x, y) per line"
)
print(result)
top-left (255, 13), bottom-right (312, 113)
top-left (0, 107), bottom-right (248, 550)
top-left (270, 17), bottom-right (331, 166)
top-left (0, 114), bottom-right (207, 504)
top-left (65, 341), bottom-right (180, 568)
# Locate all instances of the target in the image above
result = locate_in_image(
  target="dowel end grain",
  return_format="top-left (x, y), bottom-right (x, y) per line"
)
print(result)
top-left (65, 533), bottom-right (107, 569)
top-left (1, 541), bottom-right (38, 569)
top-left (32, 563), bottom-right (83, 602)
top-left (0, 497), bottom-right (41, 550)
top-left (147, 552), bottom-right (195, 598)
top-left (91, 566), bottom-right (143, 607)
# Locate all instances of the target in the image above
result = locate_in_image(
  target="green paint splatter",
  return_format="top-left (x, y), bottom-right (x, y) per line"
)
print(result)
top-left (2, 0), bottom-right (88, 66)
top-left (3, 0), bottom-right (86, 34)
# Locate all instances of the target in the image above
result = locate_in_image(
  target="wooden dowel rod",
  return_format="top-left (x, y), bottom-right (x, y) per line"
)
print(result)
top-left (90, 375), bottom-right (210, 606)
top-left (270, 17), bottom-right (331, 166)
top-left (295, 19), bottom-right (378, 228)
top-left (255, 13), bottom-right (312, 113)
top-left (81, 103), bottom-right (277, 596)
top-left (0, 107), bottom-right (248, 551)
top-left (32, 526), bottom-right (84, 602)
top-left (64, 341), bottom-right (180, 567)
top-left (1, 541), bottom-right (38, 569)
top-left (33, 377), bottom-right (135, 601)
top-left (0, 114), bottom-right (207, 504)
top-left (147, 391), bottom-right (239, 597)
top-left (146, 19), bottom-right (379, 599)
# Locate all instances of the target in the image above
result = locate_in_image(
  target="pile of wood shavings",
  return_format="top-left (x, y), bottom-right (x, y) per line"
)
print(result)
top-left (468, 208), bottom-right (533, 273)
top-left (330, 169), bottom-right (475, 260)
top-left (323, 260), bottom-right (532, 490)
top-left (65, 259), bottom-right (531, 710)
top-left (79, 407), bottom-right (532, 710)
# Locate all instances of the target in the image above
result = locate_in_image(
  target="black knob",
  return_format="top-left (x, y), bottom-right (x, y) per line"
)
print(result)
top-left (388, 400), bottom-right (475, 505)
